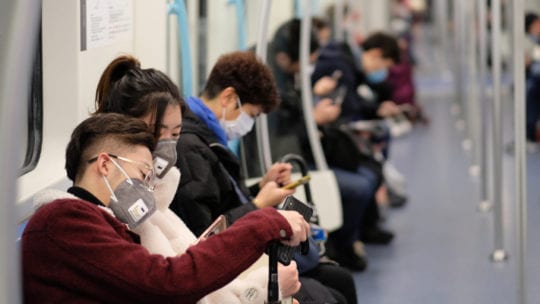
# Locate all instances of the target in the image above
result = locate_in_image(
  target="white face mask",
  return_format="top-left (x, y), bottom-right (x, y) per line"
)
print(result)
top-left (219, 98), bottom-right (255, 140)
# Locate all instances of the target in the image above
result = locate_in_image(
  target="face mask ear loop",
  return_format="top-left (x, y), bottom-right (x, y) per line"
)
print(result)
top-left (110, 157), bottom-right (134, 186)
top-left (221, 105), bottom-right (227, 123)
top-left (102, 175), bottom-right (119, 203)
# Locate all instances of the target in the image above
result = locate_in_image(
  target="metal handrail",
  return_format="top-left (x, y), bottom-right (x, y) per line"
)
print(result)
top-left (300, 0), bottom-right (328, 170)
top-left (490, 0), bottom-right (508, 263)
top-left (0, 0), bottom-right (41, 302)
top-left (512, 0), bottom-right (527, 302)
top-left (168, 0), bottom-right (193, 97)
top-left (255, 0), bottom-right (273, 173)
top-left (227, 0), bottom-right (247, 50)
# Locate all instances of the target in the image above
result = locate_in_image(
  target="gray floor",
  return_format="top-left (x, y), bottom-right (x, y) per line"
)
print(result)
top-left (353, 29), bottom-right (540, 304)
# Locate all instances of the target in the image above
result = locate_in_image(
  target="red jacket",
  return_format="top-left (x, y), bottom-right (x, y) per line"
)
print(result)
top-left (22, 198), bottom-right (291, 303)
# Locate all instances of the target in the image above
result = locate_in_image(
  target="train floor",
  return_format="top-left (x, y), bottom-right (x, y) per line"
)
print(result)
top-left (352, 28), bottom-right (540, 304)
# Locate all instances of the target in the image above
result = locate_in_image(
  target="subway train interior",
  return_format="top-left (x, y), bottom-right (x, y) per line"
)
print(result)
top-left (2, 0), bottom-right (540, 303)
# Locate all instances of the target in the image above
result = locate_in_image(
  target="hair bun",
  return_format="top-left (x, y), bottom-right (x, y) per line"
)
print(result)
top-left (109, 55), bottom-right (141, 82)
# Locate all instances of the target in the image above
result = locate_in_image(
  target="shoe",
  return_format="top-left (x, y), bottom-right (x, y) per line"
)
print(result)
top-left (331, 247), bottom-right (368, 272)
top-left (325, 235), bottom-right (368, 272)
top-left (388, 187), bottom-right (408, 208)
top-left (362, 227), bottom-right (394, 245)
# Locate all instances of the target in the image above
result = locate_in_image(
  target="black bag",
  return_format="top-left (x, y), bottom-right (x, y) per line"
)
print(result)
top-left (320, 124), bottom-right (376, 172)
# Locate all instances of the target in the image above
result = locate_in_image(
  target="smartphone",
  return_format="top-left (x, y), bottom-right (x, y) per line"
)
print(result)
top-left (331, 70), bottom-right (343, 80)
top-left (196, 215), bottom-right (227, 242)
top-left (282, 175), bottom-right (311, 190)
top-left (332, 85), bottom-right (347, 106)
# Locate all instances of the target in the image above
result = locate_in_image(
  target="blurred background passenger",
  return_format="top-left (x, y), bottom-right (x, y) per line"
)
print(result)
top-left (525, 12), bottom-right (540, 144)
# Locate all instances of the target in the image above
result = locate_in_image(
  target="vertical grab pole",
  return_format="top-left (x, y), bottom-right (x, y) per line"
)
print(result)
top-left (451, 0), bottom-right (464, 122)
top-left (169, 0), bottom-right (194, 97)
top-left (0, 0), bottom-right (41, 303)
top-left (187, 0), bottom-right (199, 92)
top-left (490, 0), bottom-right (508, 262)
top-left (255, 0), bottom-right (273, 172)
top-left (477, 0), bottom-right (492, 212)
top-left (512, 0), bottom-right (527, 302)
top-left (300, 0), bottom-right (328, 171)
top-left (333, 0), bottom-right (344, 42)
top-left (467, 0), bottom-right (481, 177)
top-left (436, 0), bottom-right (449, 69)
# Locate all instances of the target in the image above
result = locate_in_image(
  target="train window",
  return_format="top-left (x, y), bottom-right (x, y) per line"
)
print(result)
top-left (19, 26), bottom-right (42, 176)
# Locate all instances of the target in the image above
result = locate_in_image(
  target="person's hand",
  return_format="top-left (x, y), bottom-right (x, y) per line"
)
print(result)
top-left (259, 162), bottom-right (293, 188)
top-left (253, 181), bottom-right (295, 208)
top-left (276, 210), bottom-right (310, 247)
top-left (278, 261), bottom-right (301, 297)
top-left (152, 166), bottom-right (181, 211)
top-left (377, 100), bottom-right (401, 117)
top-left (313, 76), bottom-right (338, 96)
top-left (313, 98), bottom-right (341, 125)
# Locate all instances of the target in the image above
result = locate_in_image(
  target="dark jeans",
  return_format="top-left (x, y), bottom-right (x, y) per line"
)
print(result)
top-left (526, 71), bottom-right (540, 141)
top-left (302, 263), bottom-right (358, 304)
top-left (331, 166), bottom-right (379, 246)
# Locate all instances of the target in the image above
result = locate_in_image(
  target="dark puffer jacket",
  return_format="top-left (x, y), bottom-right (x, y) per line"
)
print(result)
top-left (170, 108), bottom-right (259, 235)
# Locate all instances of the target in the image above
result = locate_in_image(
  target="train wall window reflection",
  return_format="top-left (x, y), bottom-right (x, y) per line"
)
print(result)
top-left (19, 27), bottom-right (42, 176)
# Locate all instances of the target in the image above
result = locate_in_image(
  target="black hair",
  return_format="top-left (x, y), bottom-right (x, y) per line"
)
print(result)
top-left (94, 55), bottom-right (186, 139)
top-left (65, 113), bottom-right (155, 182)
top-left (362, 32), bottom-right (401, 64)
top-left (271, 18), bottom-right (320, 62)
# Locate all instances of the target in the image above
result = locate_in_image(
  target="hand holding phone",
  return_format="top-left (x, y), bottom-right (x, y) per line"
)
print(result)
top-left (196, 215), bottom-right (227, 243)
top-left (282, 175), bottom-right (311, 190)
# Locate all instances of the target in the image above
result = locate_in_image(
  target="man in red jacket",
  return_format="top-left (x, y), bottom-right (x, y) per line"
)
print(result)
top-left (22, 113), bottom-right (309, 303)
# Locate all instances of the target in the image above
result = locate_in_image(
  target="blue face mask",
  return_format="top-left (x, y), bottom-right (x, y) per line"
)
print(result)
top-left (366, 69), bottom-right (388, 84)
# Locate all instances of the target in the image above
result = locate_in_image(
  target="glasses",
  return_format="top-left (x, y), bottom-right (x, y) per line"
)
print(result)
top-left (87, 153), bottom-right (155, 189)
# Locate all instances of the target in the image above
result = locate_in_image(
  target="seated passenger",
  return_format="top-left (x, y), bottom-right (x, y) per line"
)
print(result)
top-left (22, 113), bottom-right (309, 303)
top-left (93, 55), bottom-right (301, 302)
top-left (267, 19), bottom-right (394, 272)
top-left (172, 50), bottom-right (357, 303)
top-left (525, 12), bottom-right (540, 143)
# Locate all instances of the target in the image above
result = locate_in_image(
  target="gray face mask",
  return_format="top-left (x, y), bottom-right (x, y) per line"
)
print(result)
top-left (103, 159), bottom-right (157, 229)
top-left (152, 139), bottom-right (178, 179)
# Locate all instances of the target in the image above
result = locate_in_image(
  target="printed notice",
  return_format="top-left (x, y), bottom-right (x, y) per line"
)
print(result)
top-left (81, 0), bottom-right (133, 51)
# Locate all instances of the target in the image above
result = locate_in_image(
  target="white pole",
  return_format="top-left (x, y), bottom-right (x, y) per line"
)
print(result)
top-left (0, 0), bottom-right (41, 302)
top-left (512, 0), bottom-right (527, 302)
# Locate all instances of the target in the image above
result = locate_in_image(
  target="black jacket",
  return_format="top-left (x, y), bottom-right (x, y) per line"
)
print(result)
top-left (311, 42), bottom-right (393, 120)
top-left (171, 108), bottom-right (258, 235)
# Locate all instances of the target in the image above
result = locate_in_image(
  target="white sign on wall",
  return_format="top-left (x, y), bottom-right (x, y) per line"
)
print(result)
top-left (81, 0), bottom-right (133, 51)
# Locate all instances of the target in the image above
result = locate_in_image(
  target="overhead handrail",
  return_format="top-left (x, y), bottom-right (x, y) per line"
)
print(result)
top-left (300, 0), bottom-right (328, 170)
top-left (168, 0), bottom-right (193, 97)
top-left (0, 0), bottom-right (41, 302)
top-left (511, 0), bottom-right (527, 302)
top-left (254, 0), bottom-right (273, 173)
